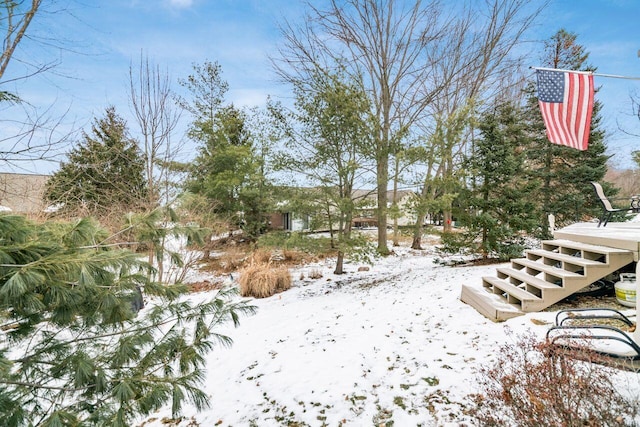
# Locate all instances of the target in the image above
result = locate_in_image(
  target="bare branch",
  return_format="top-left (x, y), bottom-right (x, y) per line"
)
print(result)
top-left (129, 52), bottom-right (183, 208)
top-left (0, 0), bottom-right (42, 81)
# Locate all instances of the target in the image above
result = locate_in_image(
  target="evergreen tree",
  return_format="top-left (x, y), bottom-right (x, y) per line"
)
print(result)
top-left (179, 63), bottom-right (269, 238)
top-left (455, 101), bottom-right (538, 260)
top-left (523, 29), bottom-right (610, 235)
top-left (186, 105), bottom-right (261, 230)
top-left (0, 213), bottom-right (254, 425)
top-left (44, 106), bottom-right (147, 218)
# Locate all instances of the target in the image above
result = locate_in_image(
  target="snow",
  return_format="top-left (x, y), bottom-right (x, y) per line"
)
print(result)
top-left (140, 238), bottom-right (640, 426)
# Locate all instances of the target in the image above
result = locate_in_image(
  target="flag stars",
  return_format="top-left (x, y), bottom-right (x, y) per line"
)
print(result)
top-left (537, 70), bottom-right (565, 103)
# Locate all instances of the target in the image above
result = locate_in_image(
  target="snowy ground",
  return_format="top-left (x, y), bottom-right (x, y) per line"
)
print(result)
top-left (140, 237), bottom-right (640, 426)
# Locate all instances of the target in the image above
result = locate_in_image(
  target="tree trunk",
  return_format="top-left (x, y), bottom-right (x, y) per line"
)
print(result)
top-left (392, 157), bottom-right (400, 246)
top-left (376, 156), bottom-right (389, 255)
top-left (334, 251), bottom-right (345, 274)
top-left (411, 213), bottom-right (423, 249)
top-left (411, 195), bottom-right (430, 250)
top-left (443, 210), bottom-right (452, 233)
top-left (334, 209), bottom-right (353, 275)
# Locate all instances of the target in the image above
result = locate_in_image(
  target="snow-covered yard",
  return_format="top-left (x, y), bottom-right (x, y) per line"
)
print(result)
top-left (140, 239), bottom-right (640, 426)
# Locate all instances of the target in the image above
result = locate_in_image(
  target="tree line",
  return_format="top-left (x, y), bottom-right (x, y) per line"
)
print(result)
top-left (43, 28), bottom-right (611, 263)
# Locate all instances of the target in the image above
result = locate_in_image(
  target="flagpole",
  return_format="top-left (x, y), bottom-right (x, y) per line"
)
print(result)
top-left (531, 66), bottom-right (640, 81)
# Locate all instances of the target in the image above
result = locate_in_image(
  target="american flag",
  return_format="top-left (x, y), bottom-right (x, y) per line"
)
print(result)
top-left (536, 69), bottom-right (594, 150)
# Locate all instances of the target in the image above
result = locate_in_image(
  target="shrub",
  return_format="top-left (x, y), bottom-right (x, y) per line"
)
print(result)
top-left (438, 231), bottom-right (473, 256)
top-left (307, 268), bottom-right (323, 279)
top-left (438, 230), bottom-right (526, 262)
top-left (238, 262), bottom-right (292, 298)
top-left (284, 248), bottom-right (311, 263)
top-left (0, 214), bottom-right (255, 425)
top-left (257, 231), bottom-right (333, 255)
top-left (469, 330), bottom-right (640, 426)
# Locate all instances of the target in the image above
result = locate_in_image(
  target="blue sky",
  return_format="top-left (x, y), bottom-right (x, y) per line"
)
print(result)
top-left (542, 0), bottom-right (640, 168)
top-left (2, 0), bottom-right (640, 174)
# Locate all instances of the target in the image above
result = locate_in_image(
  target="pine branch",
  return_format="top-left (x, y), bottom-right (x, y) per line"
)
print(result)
top-left (0, 379), bottom-right (92, 393)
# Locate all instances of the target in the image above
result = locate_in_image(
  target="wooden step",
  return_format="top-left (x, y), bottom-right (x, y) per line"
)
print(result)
top-left (542, 239), bottom-right (634, 262)
top-left (526, 249), bottom-right (608, 268)
top-left (483, 276), bottom-right (542, 302)
top-left (495, 267), bottom-right (563, 298)
top-left (460, 284), bottom-right (524, 322)
top-left (511, 258), bottom-right (584, 281)
top-left (543, 239), bottom-right (634, 272)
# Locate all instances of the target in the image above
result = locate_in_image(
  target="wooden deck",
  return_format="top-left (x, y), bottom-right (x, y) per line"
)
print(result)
top-left (553, 221), bottom-right (640, 261)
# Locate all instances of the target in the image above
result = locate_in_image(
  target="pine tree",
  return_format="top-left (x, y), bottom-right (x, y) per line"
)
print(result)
top-left (455, 101), bottom-right (538, 260)
top-left (187, 105), bottom-right (255, 217)
top-left (179, 63), bottom-right (269, 238)
top-left (0, 213), bottom-right (254, 425)
top-left (44, 106), bottom-right (147, 218)
top-left (523, 29), bottom-right (611, 235)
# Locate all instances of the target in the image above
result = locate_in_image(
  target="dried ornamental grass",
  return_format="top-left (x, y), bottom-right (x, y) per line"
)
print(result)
top-left (251, 248), bottom-right (272, 264)
top-left (307, 268), bottom-right (323, 279)
top-left (217, 247), bottom-right (247, 272)
top-left (239, 262), bottom-right (292, 298)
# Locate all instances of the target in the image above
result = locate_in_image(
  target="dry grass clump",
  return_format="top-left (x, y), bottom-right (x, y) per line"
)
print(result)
top-left (251, 248), bottom-right (273, 264)
top-left (254, 248), bottom-right (313, 265)
top-left (238, 262), bottom-right (292, 298)
top-left (187, 279), bottom-right (225, 293)
top-left (307, 268), bottom-right (323, 279)
top-left (282, 249), bottom-right (306, 263)
top-left (215, 247), bottom-right (247, 272)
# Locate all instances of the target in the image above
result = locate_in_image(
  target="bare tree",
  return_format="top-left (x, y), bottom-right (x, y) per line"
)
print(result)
top-left (0, 0), bottom-right (77, 171)
top-left (129, 53), bottom-right (183, 209)
top-left (274, 0), bottom-right (453, 255)
top-left (407, 0), bottom-right (546, 247)
top-left (0, 0), bottom-right (44, 81)
top-left (0, 102), bottom-right (71, 171)
top-left (128, 53), bottom-right (184, 280)
top-left (274, 0), bottom-right (546, 254)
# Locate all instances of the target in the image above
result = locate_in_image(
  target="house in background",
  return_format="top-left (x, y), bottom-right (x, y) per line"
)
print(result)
top-left (352, 189), bottom-right (420, 228)
top-left (0, 173), bottom-right (49, 214)
top-left (269, 211), bottom-right (310, 232)
top-left (387, 189), bottom-right (419, 227)
top-left (269, 188), bottom-right (420, 232)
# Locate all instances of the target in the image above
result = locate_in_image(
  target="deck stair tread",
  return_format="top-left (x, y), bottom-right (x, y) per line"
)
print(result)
top-left (459, 284), bottom-right (524, 322)
top-left (526, 249), bottom-right (607, 267)
top-left (482, 276), bottom-right (542, 302)
top-left (494, 267), bottom-right (564, 290)
top-left (542, 239), bottom-right (633, 254)
top-left (511, 258), bottom-right (584, 279)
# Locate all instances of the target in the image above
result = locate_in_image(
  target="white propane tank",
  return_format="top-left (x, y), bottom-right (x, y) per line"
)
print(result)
top-left (615, 273), bottom-right (636, 307)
